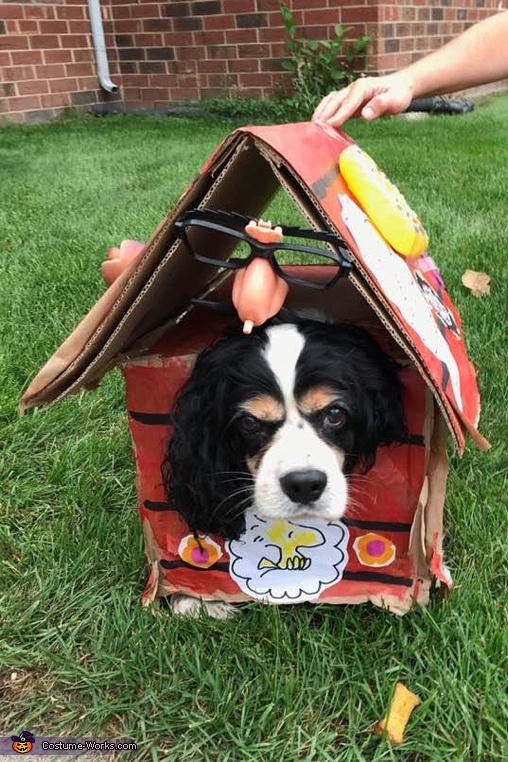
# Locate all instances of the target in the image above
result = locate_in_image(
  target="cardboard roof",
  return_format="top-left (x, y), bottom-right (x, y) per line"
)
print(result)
top-left (20, 122), bottom-right (488, 453)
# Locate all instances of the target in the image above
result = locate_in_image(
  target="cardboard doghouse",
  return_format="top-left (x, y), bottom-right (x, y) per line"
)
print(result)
top-left (21, 123), bottom-right (489, 615)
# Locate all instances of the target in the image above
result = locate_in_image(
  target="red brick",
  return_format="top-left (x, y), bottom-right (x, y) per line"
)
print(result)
top-left (223, 0), bottom-right (256, 12)
top-left (203, 14), bottom-right (236, 30)
top-left (43, 49), bottom-right (73, 64)
top-left (40, 92), bottom-right (70, 109)
top-left (178, 45), bottom-right (205, 61)
top-left (197, 59), bottom-right (227, 73)
top-left (0, 35), bottom-right (29, 51)
top-left (122, 88), bottom-right (143, 102)
top-left (23, 6), bottom-right (52, 20)
top-left (193, 30), bottom-right (225, 45)
top-left (237, 72), bottom-right (268, 86)
top-left (13, 20), bottom-right (39, 35)
top-left (260, 57), bottom-right (285, 72)
top-left (258, 27), bottom-right (285, 43)
top-left (225, 28), bottom-right (258, 43)
top-left (17, 79), bottom-right (50, 96)
top-left (49, 78), bottom-right (78, 94)
top-left (285, 0), bottom-right (324, 10)
top-left (66, 20), bottom-right (92, 35)
top-left (0, 5), bottom-right (23, 20)
top-left (6, 95), bottom-right (42, 112)
top-left (38, 20), bottom-right (69, 35)
top-left (112, 6), bottom-right (133, 20)
top-left (228, 58), bottom-right (260, 73)
top-left (30, 35), bottom-right (61, 50)
top-left (4, 65), bottom-right (35, 81)
top-left (131, 4), bottom-right (163, 18)
top-left (302, 9), bottom-right (341, 26)
top-left (170, 87), bottom-right (200, 101)
top-left (143, 18), bottom-right (173, 32)
top-left (174, 60), bottom-right (197, 74)
top-left (77, 76), bottom-right (100, 91)
top-left (3, 111), bottom-right (27, 124)
top-left (139, 87), bottom-right (172, 101)
top-left (235, 86), bottom-right (263, 98)
top-left (60, 35), bottom-right (90, 49)
top-left (132, 33), bottom-right (164, 47)
top-left (200, 86), bottom-right (230, 98)
top-left (56, 6), bottom-right (85, 21)
top-left (161, 32), bottom-right (190, 46)
top-left (73, 48), bottom-right (94, 63)
top-left (237, 43), bottom-right (270, 58)
top-left (207, 73), bottom-right (236, 88)
top-left (207, 44), bottom-right (237, 60)
top-left (121, 74), bottom-right (149, 88)
top-left (35, 63), bottom-right (66, 79)
top-left (146, 73), bottom-right (171, 87)
top-left (11, 50), bottom-right (44, 65)
top-left (257, 0), bottom-right (280, 10)
top-left (400, 37), bottom-right (415, 53)
top-left (113, 19), bottom-right (142, 34)
top-left (66, 62), bottom-right (94, 78)
top-left (269, 42), bottom-right (286, 58)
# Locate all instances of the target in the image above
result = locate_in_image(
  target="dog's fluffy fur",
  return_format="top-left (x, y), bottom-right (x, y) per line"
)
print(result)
top-left (162, 318), bottom-right (406, 545)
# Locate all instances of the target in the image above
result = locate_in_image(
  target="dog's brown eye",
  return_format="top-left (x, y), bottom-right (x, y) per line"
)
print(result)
top-left (324, 405), bottom-right (346, 428)
top-left (239, 413), bottom-right (260, 433)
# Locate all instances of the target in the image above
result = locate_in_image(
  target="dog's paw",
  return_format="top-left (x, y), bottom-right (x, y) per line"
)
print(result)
top-left (170, 594), bottom-right (238, 620)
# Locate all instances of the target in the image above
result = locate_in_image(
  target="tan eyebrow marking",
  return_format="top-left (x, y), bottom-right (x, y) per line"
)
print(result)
top-left (298, 386), bottom-right (338, 416)
top-left (241, 395), bottom-right (285, 422)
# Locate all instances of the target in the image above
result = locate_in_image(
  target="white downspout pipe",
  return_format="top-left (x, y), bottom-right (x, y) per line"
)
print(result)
top-left (87, 0), bottom-right (119, 93)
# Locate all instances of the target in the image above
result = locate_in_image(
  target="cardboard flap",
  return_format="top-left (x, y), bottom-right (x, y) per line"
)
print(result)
top-left (20, 122), bottom-right (485, 452)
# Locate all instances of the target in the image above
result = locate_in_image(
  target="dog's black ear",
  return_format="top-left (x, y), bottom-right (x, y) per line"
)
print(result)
top-left (161, 339), bottom-right (252, 541)
top-left (350, 341), bottom-right (408, 473)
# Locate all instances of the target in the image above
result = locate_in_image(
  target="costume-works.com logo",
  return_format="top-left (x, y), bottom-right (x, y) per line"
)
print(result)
top-left (11, 731), bottom-right (35, 754)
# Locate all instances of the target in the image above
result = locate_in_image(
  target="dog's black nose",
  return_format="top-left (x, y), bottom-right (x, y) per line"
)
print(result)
top-left (279, 469), bottom-right (328, 504)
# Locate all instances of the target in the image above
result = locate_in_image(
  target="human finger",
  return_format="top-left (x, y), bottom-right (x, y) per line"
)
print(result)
top-left (313, 78), bottom-right (381, 125)
top-left (312, 88), bottom-right (351, 122)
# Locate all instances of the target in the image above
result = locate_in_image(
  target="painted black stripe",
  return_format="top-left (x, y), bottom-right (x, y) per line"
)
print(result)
top-left (310, 166), bottom-right (339, 200)
top-left (160, 559), bottom-right (230, 573)
top-left (342, 570), bottom-right (414, 587)
top-left (401, 433), bottom-right (425, 446)
top-left (143, 503), bottom-right (413, 531)
top-left (144, 500), bottom-right (172, 511)
top-left (342, 518), bottom-right (412, 532)
top-left (158, 560), bottom-right (413, 587)
top-left (129, 410), bottom-right (173, 426)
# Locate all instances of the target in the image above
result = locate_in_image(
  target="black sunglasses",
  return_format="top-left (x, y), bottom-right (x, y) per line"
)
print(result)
top-left (174, 208), bottom-right (353, 290)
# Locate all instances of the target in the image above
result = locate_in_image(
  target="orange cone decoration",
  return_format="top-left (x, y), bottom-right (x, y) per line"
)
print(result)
top-left (101, 239), bottom-right (145, 287)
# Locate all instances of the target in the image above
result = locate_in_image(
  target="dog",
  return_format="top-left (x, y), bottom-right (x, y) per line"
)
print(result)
top-left (162, 316), bottom-right (407, 618)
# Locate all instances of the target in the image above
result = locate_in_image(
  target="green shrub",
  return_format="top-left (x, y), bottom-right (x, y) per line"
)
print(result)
top-left (280, 3), bottom-right (370, 115)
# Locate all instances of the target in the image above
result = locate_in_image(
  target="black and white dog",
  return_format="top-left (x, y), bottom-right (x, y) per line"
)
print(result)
top-left (163, 317), bottom-right (407, 617)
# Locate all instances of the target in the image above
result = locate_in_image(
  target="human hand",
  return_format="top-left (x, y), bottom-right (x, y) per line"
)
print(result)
top-left (312, 73), bottom-right (415, 127)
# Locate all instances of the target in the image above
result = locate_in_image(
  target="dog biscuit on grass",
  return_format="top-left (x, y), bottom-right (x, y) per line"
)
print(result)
top-left (375, 682), bottom-right (421, 744)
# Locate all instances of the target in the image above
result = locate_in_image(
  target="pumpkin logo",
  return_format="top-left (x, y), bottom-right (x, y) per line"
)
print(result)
top-left (11, 731), bottom-right (35, 754)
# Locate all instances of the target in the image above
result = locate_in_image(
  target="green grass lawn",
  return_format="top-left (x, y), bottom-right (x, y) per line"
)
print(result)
top-left (1, 99), bottom-right (507, 761)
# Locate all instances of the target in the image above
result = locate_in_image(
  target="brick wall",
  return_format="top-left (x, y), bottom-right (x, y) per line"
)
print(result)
top-left (0, 1), bottom-right (122, 123)
top-left (0, 0), bottom-right (506, 123)
top-left (374, 0), bottom-right (506, 72)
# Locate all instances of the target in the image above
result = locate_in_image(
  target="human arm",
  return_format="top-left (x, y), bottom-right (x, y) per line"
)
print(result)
top-left (312, 11), bottom-right (508, 126)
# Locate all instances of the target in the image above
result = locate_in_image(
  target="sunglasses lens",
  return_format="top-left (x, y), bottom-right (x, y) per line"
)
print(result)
top-left (181, 223), bottom-right (252, 268)
top-left (271, 237), bottom-right (348, 287)
top-left (176, 212), bottom-right (352, 288)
